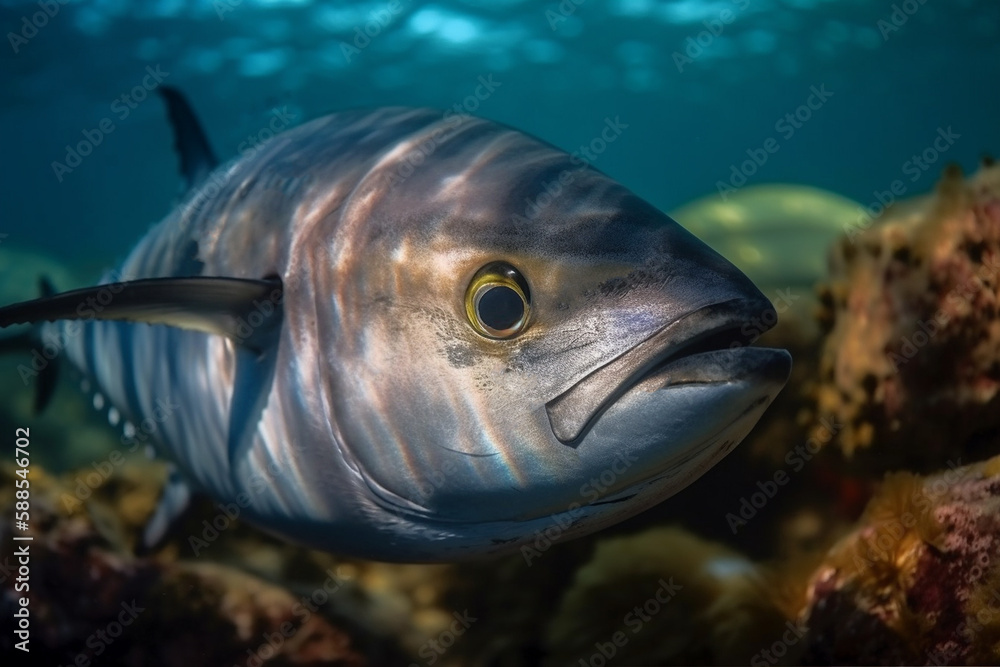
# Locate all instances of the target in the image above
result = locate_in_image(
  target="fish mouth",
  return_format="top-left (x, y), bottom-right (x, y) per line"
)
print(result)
top-left (545, 298), bottom-right (791, 445)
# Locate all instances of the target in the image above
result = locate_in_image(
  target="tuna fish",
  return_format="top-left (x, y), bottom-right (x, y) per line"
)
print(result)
top-left (0, 88), bottom-right (791, 561)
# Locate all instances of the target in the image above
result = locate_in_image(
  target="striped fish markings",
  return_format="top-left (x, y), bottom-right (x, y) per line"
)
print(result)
top-left (0, 89), bottom-right (791, 561)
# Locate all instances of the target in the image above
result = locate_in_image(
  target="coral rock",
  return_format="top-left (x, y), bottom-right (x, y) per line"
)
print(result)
top-left (0, 462), bottom-right (366, 666)
top-left (543, 527), bottom-right (790, 666)
top-left (812, 161), bottom-right (1000, 470)
top-left (799, 456), bottom-right (1000, 665)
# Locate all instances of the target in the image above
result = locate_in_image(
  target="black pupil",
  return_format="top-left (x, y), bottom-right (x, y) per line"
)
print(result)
top-left (478, 286), bottom-right (524, 331)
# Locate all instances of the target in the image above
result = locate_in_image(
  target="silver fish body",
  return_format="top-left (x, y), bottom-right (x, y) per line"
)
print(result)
top-left (38, 105), bottom-right (789, 561)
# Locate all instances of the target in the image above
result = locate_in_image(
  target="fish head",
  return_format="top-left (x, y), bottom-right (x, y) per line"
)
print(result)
top-left (312, 116), bottom-right (791, 558)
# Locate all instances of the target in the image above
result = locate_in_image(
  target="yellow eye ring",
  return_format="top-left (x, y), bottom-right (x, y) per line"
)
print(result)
top-left (465, 262), bottom-right (531, 339)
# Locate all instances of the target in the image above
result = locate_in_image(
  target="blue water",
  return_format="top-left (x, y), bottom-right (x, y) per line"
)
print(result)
top-left (1, 0), bottom-right (998, 270)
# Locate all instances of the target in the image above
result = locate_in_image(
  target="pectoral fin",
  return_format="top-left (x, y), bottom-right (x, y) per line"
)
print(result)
top-left (0, 276), bottom-right (282, 353)
top-left (0, 277), bottom-right (61, 412)
top-left (0, 275), bottom-right (286, 505)
top-left (227, 341), bottom-right (280, 478)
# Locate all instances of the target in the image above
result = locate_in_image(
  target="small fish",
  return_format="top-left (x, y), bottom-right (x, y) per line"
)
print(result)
top-left (0, 88), bottom-right (791, 561)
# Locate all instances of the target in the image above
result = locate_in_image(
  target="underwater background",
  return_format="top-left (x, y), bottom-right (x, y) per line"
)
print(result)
top-left (3, 0), bottom-right (1000, 666)
top-left (1, 0), bottom-right (999, 265)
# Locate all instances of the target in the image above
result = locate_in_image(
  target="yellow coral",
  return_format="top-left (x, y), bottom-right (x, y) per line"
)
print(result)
top-left (981, 453), bottom-right (1000, 478)
top-left (811, 469), bottom-right (950, 648)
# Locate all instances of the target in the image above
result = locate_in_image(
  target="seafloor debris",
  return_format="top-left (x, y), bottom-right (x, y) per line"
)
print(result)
top-left (797, 455), bottom-right (1000, 666)
top-left (811, 160), bottom-right (1000, 470)
top-left (437, 524), bottom-right (798, 666)
top-left (541, 527), bottom-right (791, 666)
top-left (510, 457), bottom-right (1000, 666)
top-left (0, 461), bottom-right (374, 666)
top-left (6, 423), bottom-right (998, 666)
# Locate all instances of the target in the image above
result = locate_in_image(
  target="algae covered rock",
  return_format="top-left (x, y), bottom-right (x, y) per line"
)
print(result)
top-left (0, 461), bottom-right (368, 665)
top-left (811, 161), bottom-right (1000, 469)
top-left (798, 456), bottom-right (1000, 665)
top-left (0, 448), bottom-right (497, 666)
top-left (543, 527), bottom-right (790, 666)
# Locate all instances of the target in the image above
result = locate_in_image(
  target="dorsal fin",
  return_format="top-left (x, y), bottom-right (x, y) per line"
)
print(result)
top-left (158, 86), bottom-right (218, 191)
top-left (39, 275), bottom-right (56, 297)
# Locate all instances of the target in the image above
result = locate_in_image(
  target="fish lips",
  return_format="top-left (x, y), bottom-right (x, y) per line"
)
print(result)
top-left (545, 297), bottom-right (792, 446)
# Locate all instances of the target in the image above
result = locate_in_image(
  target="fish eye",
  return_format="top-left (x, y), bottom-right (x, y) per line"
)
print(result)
top-left (465, 262), bottom-right (531, 339)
